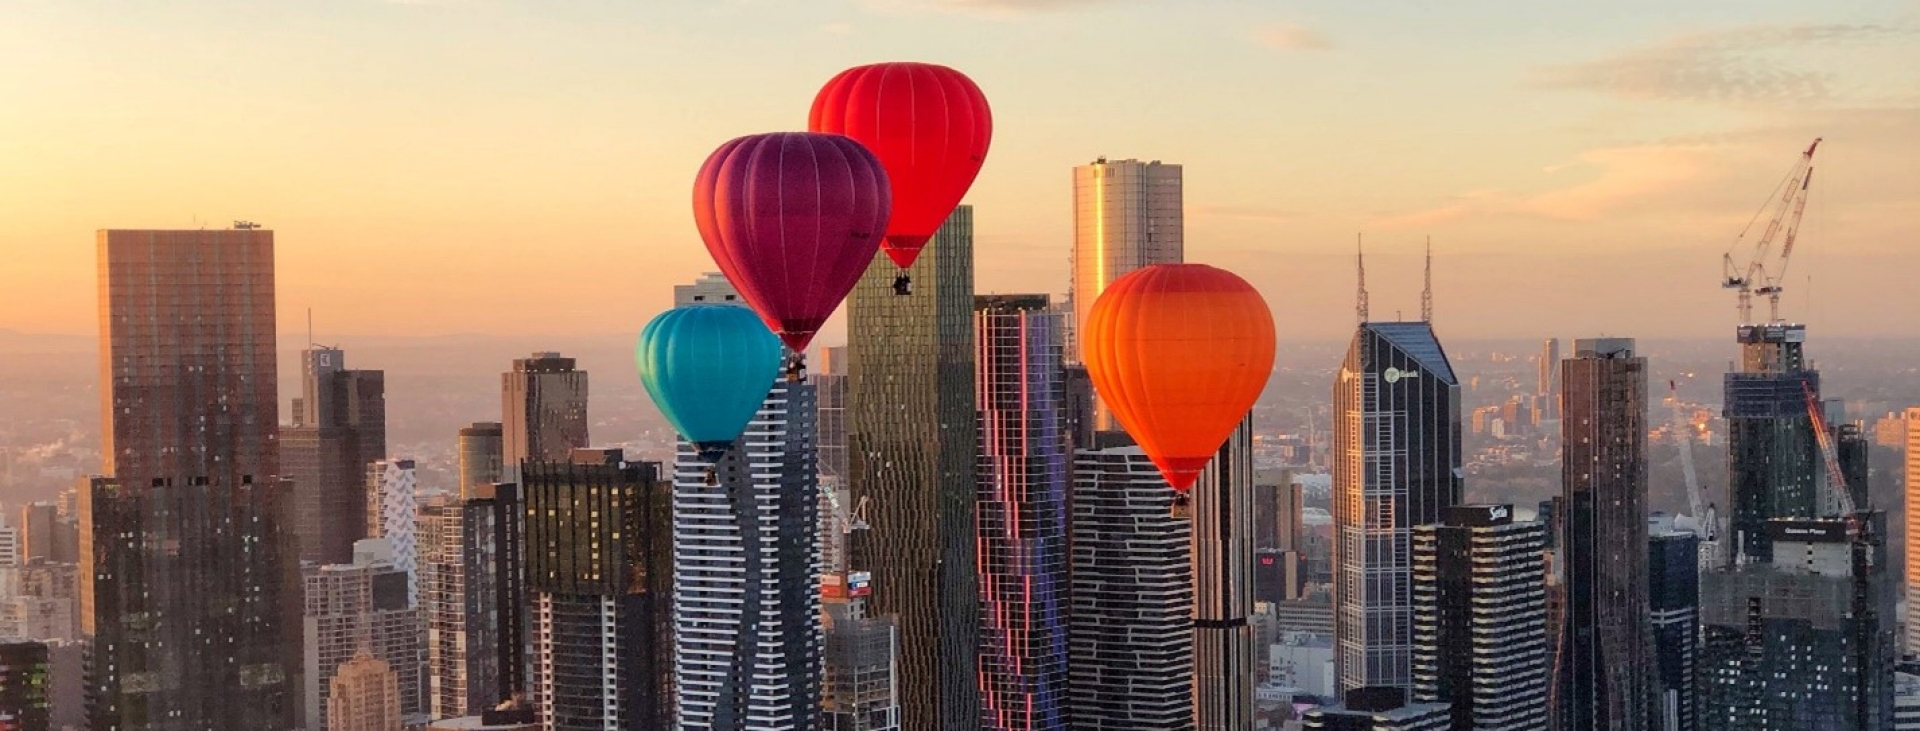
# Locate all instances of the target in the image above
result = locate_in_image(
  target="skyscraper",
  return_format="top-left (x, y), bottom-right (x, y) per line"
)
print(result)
top-left (366, 458), bottom-right (420, 608)
top-left (522, 450), bottom-right (671, 731)
top-left (457, 422), bottom-right (504, 500)
top-left (421, 490), bottom-right (515, 720)
top-left (1698, 516), bottom-right (1895, 730)
top-left (283, 344), bottom-right (387, 565)
top-left (83, 228), bottom-right (302, 731)
top-left (973, 294), bottom-right (1069, 731)
top-left (501, 353), bottom-right (589, 482)
top-left (1724, 324), bottom-right (1821, 564)
top-left (1557, 337), bottom-right (1652, 731)
top-left (303, 538), bottom-right (421, 731)
top-left (1538, 337), bottom-right (1560, 419)
top-left (1193, 419), bottom-right (1255, 731)
top-left (1331, 321), bottom-right (1462, 692)
top-left (816, 346), bottom-right (850, 482)
top-left (1649, 526), bottom-right (1700, 731)
top-left (328, 650), bottom-right (403, 731)
top-left (1907, 406), bottom-right (1920, 656)
top-left (1410, 504), bottom-right (1549, 731)
top-left (1068, 433), bottom-right (1193, 731)
top-left (847, 206), bottom-right (978, 731)
top-left (1068, 158), bottom-right (1182, 367)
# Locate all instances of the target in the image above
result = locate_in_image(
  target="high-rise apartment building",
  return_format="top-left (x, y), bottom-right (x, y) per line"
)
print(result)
top-left (501, 353), bottom-right (589, 482)
top-left (1068, 158), bottom-right (1182, 367)
top-left (83, 228), bottom-right (302, 731)
top-left (328, 650), bottom-right (403, 731)
top-left (366, 458), bottom-right (420, 608)
top-left (816, 346), bottom-right (850, 482)
top-left (1538, 337), bottom-right (1560, 419)
top-left (1909, 406), bottom-right (1920, 656)
top-left (1557, 337), bottom-right (1653, 731)
top-left (458, 422), bottom-right (504, 499)
top-left (1410, 504), bottom-right (1548, 731)
top-left (822, 576), bottom-right (901, 731)
top-left (973, 294), bottom-right (1069, 731)
top-left (523, 450), bottom-right (671, 731)
top-left (1699, 516), bottom-right (1896, 730)
top-left (1331, 321), bottom-right (1462, 692)
top-left (283, 345), bottom-right (387, 565)
top-left (847, 206), bottom-right (978, 731)
top-left (1068, 433), bottom-right (1194, 731)
top-left (1193, 419), bottom-right (1255, 731)
top-left (1649, 527), bottom-right (1700, 731)
top-left (669, 273), bottom-right (822, 731)
top-left (303, 538), bottom-right (421, 731)
top-left (1724, 324), bottom-right (1821, 564)
top-left (421, 488), bottom-right (518, 720)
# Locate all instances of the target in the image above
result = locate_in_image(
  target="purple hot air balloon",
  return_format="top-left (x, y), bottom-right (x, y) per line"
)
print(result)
top-left (693, 132), bottom-right (891, 353)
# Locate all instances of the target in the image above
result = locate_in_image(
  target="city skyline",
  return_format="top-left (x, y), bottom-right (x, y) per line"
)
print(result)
top-left (6, 2), bottom-right (1920, 343)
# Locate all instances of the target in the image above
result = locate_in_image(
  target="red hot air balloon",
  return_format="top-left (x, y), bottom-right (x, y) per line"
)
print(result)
top-left (809, 62), bottom-right (991, 283)
top-left (693, 132), bottom-right (891, 353)
top-left (1081, 264), bottom-right (1275, 496)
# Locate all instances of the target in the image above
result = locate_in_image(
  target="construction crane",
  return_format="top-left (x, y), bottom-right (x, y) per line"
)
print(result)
top-left (1801, 380), bottom-right (1856, 518)
top-left (1667, 381), bottom-right (1720, 566)
top-left (1723, 138), bottom-right (1820, 324)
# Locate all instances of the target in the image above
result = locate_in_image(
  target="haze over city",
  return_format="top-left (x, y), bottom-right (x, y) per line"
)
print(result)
top-left (5, 0), bottom-right (1920, 343)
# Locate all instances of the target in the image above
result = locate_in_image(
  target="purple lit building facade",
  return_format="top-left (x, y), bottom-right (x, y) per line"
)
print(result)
top-left (974, 294), bottom-right (1069, 731)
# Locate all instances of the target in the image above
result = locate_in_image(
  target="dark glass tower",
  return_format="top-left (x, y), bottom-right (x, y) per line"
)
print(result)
top-left (973, 295), bottom-right (1069, 731)
top-left (1193, 419), bottom-right (1254, 731)
top-left (501, 353), bottom-right (589, 483)
top-left (283, 346), bottom-right (387, 566)
top-left (1331, 322), bottom-right (1462, 692)
top-left (1723, 324), bottom-right (1820, 564)
top-left (1649, 528), bottom-right (1700, 731)
top-left (84, 229), bottom-right (302, 731)
top-left (1557, 337), bottom-right (1652, 731)
top-left (521, 450), bottom-right (671, 731)
top-left (847, 206), bottom-right (979, 731)
top-left (1411, 505), bottom-right (1549, 731)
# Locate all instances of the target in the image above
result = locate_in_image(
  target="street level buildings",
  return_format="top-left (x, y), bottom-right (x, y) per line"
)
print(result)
top-left (303, 538), bottom-right (421, 731)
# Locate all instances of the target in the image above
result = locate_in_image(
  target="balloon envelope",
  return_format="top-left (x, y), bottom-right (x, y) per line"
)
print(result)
top-left (809, 62), bottom-right (991, 269)
top-left (693, 132), bottom-right (891, 352)
top-left (1081, 264), bottom-right (1275, 491)
top-left (635, 305), bottom-right (784, 459)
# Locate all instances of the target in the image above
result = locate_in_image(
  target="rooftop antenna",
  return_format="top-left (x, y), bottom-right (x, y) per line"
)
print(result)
top-left (1356, 234), bottom-right (1370, 322)
top-left (1421, 235), bottom-right (1434, 322)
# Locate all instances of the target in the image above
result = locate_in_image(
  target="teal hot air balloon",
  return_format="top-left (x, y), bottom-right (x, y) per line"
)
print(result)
top-left (636, 304), bottom-right (784, 464)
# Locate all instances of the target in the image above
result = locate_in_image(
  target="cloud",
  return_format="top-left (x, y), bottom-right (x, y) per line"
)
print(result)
top-left (1255, 24), bottom-right (1334, 52)
top-left (1192, 203), bottom-right (1298, 223)
top-left (1371, 144), bottom-right (1720, 228)
top-left (1534, 24), bottom-right (1910, 104)
top-left (822, 22), bottom-right (855, 35)
top-left (856, 0), bottom-right (1126, 18)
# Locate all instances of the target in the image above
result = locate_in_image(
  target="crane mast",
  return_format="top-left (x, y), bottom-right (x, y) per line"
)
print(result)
top-left (1667, 381), bottom-right (1720, 567)
top-left (1723, 138), bottom-right (1820, 323)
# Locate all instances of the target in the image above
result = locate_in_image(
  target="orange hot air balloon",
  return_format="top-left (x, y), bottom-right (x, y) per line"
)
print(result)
top-left (1081, 263), bottom-right (1275, 492)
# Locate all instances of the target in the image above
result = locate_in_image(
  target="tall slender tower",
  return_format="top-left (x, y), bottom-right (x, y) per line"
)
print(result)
top-left (1331, 320), bottom-right (1463, 692)
top-left (501, 353), bottom-right (589, 482)
top-left (847, 206), bottom-right (979, 731)
top-left (1723, 324), bottom-right (1820, 564)
top-left (1557, 337), bottom-right (1652, 731)
top-left (1192, 419), bottom-right (1255, 731)
top-left (973, 294), bottom-right (1069, 731)
top-left (1538, 338), bottom-right (1560, 419)
top-left (671, 276), bottom-right (822, 731)
top-left (1068, 158), bottom-right (1182, 375)
top-left (282, 345), bottom-right (387, 565)
top-left (1906, 407), bottom-right (1920, 657)
top-left (84, 228), bottom-right (302, 731)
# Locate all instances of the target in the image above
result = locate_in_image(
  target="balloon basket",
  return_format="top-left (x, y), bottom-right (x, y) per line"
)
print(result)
top-left (1170, 493), bottom-right (1191, 519)
top-left (892, 275), bottom-right (912, 296)
top-left (703, 466), bottom-right (718, 486)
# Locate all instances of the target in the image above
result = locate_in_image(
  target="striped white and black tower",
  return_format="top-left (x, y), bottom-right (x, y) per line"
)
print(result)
top-left (670, 273), bottom-right (823, 731)
top-left (1411, 504), bottom-right (1550, 730)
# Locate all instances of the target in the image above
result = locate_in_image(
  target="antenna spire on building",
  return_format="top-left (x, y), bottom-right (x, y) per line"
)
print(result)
top-left (1356, 233), bottom-right (1370, 322)
top-left (1421, 235), bottom-right (1434, 322)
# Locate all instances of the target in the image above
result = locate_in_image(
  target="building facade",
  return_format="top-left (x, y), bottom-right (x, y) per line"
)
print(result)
top-left (1649, 528), bottom-right (1700, 731)
top-left (822, 577), bottom-right (900, 731)
top-left (0, 640), bottom-right (49, 731)
top-left (1331, 322), bottom-right (1463, 692)
top-left (1723, 324), bottom-right (1821, 564)
top-left (83, 228), bottom-right (302, 731)
top-left (501, 353), bottom-right (589, 482)
top-left (1557, 337), bottom-right (1653, 731)
top-left (1068, 158), bottom-right (1182, 367)
top-left (366, 458), bottom-right (419, 607)
top-left (1906, 406), bottom-right (1920, 656)
top-left (282, 345), bottom-right (387, 565)
top-left (846, 206), bottom-right (979, 731)
top-left (328, 650), bottom-right (403, 731)
top-left (1193, 419), bottom-right (1256, 731)
top-left (421, 489), bottom-right (517, 720)
top-left (973, 295), bottom-right (1069, 731)
top-left (303, 538), bottom-right (421, 730)
top-left (1410, 504), bottom-right (1548, 731)
top-left (457, 422), bottom-right (504, 500)
top-left (1302, 687), bottom-right (1451, 731)
top-left (1067, 434), bottom-right (1194, 730)
top-left (523, 451), bottom-right (671, 731)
